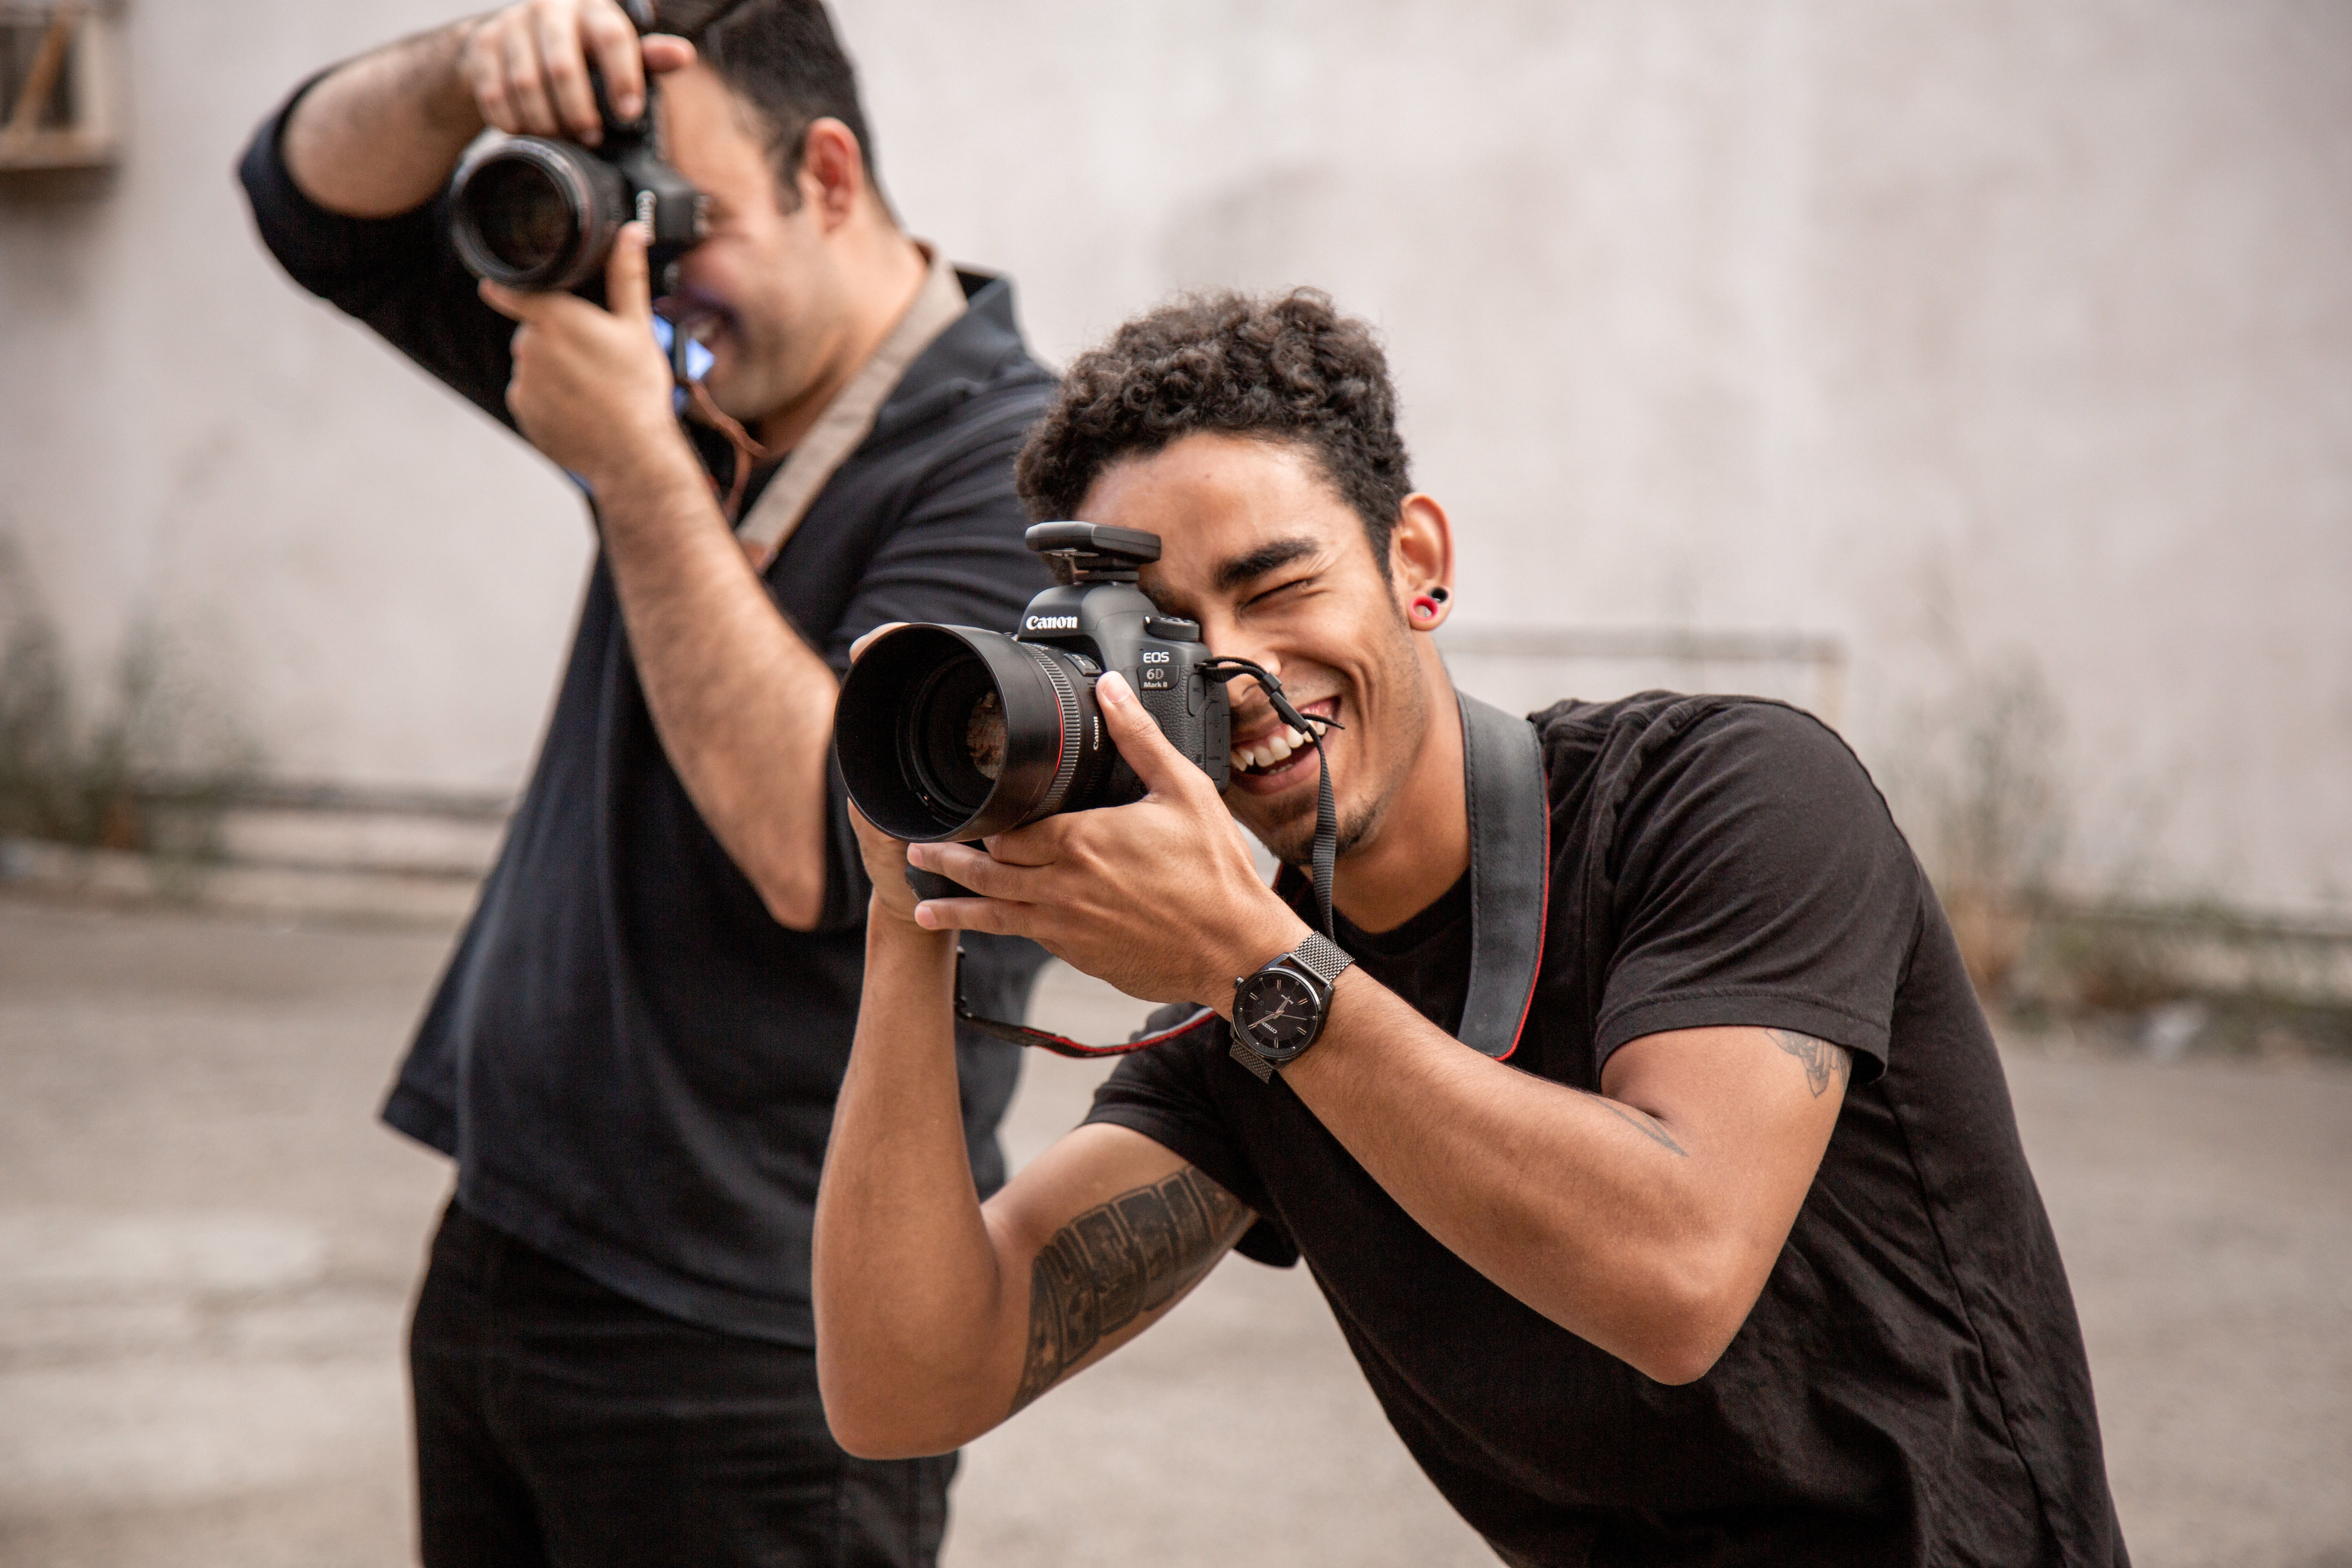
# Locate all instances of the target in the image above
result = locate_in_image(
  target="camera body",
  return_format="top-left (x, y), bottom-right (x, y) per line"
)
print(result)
top-left (835, 523), bottom-right (1232, 844)
top-left (448, 71), bottom-right (705, 294)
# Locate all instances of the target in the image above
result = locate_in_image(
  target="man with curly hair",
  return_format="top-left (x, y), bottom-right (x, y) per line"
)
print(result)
top-left (813, 290), bottom-right (2129, 1566)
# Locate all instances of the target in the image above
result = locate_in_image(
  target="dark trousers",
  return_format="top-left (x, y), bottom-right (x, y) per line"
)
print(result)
top-left (410, 1202), bottom-right (956, 1568)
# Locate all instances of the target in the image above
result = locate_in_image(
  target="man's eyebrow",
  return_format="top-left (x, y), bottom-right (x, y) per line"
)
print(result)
top-left (1212, 537), bottom-right (1320, 592)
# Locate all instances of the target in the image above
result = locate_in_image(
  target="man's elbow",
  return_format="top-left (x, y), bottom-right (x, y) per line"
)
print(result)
top-left (754, 869), bottom-right (826, 933)
top-left (1630, 1330), bottom-right (1734, 1388)
top-left (1620, 1249), bottom-right (1758, 1387)
top-left (819, 1372), bottom-right (989, 1461)
top-left (827, 1411), bottom-right (951, 1463)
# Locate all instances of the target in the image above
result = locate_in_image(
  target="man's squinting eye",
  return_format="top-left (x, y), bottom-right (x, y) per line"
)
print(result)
top-left (1242, 574), bottom-right (1318, 612)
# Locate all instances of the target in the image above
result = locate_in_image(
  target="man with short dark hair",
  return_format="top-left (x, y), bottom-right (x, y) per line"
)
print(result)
top-left (236, 2), bottom-right (1050, 1561)
top-left (814, 290), bottom-right (2130, 1566)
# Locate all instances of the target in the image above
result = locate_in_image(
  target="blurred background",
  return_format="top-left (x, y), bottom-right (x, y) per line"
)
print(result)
top-left (2, 2), bottom-right (2347, 1566)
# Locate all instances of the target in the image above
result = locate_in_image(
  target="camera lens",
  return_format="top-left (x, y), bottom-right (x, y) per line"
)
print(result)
top-left (468, 159), bottom-right (574, 276)
top-left (962, 692), bottom-right (1007, 781)
top-left (448, 138), bottom-right (629, 292)
top-left (837, 626), bottom-right (1112, 843)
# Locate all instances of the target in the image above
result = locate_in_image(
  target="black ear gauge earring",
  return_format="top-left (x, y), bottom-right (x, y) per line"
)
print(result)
top-left (1431, 586), bottom-right (1451, 604)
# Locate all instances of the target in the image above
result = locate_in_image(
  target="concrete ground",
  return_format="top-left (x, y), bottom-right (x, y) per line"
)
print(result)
top-left (0, 895), bottom-right (2345, 1568)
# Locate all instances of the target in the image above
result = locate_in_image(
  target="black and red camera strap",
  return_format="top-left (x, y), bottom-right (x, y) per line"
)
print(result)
top-left (946, 687), bottom-right (1550, 1064)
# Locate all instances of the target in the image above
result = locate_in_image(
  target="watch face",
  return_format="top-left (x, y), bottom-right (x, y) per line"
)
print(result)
top-left (1236, 968), bottom-right (1323, 1055)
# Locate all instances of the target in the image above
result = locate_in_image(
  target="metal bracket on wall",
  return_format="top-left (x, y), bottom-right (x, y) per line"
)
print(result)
top-left (0, 0), bottom-right (121, 172)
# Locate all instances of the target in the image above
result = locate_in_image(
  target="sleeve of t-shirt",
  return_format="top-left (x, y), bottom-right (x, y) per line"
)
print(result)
top-left (1082, 1018), bottom-right (1302, 1269)
top-left (235, 80), bottom-right (520, 429)
top-left (1591, 702), bottom-right (1920, 1085)
top-left (806, 395), bottom-right (1056, 933)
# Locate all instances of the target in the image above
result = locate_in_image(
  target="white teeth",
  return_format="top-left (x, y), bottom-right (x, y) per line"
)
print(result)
top-left (1229, 728), bottom-right (1318, 775)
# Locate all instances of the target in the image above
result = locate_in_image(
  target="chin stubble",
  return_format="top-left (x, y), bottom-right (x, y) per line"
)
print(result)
top-left (1257, 634), bottom-right (1429, 873)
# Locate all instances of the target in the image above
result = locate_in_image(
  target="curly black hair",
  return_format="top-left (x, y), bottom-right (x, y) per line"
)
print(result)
top-left (1015, 290), bottom-right (1414, 565)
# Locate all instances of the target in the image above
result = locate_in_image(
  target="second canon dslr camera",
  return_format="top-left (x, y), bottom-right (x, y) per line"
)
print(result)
top-left (836, 524), bottom-right (1233, 842)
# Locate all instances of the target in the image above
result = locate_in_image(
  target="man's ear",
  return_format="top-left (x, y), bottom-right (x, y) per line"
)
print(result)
top-left (1388, 494), bottom-right (1457, 628)
top-left (797, 117), bottom-right (868, 230)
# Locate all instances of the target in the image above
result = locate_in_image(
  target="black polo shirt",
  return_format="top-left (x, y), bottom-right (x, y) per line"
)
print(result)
top-left (238, 94), bottom-right (1054, 1344)
top-left (1091, 696), bottom-right (2128, 1567)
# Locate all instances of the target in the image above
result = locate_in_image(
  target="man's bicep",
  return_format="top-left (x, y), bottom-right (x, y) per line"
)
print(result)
top-left (1601, 1025), bottom-right (1848, 1269)
top-left (982, 1123), bottom-right (1254, 1414)
top-left (240, 101), bottom-right (520, 430)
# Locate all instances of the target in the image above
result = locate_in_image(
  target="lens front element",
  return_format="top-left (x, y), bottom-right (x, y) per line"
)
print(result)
top-left (448, 138), bottom-right (630, 291)
top-left (836, 626), bottom-right (1107, 843)
top-left (467, 159), bottom-right (574, 276)
top-left (964, 691), bottom-right (1007, 781)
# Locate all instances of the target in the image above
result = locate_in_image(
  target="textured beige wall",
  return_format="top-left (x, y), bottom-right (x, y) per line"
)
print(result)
top-left (3, 1), bottom-right (2347, 915)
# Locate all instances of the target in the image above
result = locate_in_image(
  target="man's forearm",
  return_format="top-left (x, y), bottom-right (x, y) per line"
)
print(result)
top-left (592, 451), bottom-right (843, 929)
top-left (284, 19), bottom-right (484, 217)
top-left (1278, 980), bottom-right (1793, 1384)
top-left (813, 915), bottom-right (1021, 1454)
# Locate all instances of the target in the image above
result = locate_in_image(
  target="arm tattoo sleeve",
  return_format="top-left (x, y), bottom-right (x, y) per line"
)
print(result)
top-left (1011, 1167), bottom-right (1252, 1414)
top-left (1768, 1028), bottom-right (1853, 1098)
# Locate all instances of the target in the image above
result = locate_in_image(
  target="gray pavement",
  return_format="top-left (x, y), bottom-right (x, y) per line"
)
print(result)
top-left (0, 896), bottom-right (2345, 1568)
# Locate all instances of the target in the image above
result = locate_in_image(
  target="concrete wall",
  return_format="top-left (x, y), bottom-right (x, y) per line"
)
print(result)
top-left (4, 0), bottom-right (2347, 916)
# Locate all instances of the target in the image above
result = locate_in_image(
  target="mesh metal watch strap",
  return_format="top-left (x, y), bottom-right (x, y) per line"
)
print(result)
top-left (1290, 931), bottom-right (1355, 986)
top-left (1229, 934), bottom-right (1356, 1082)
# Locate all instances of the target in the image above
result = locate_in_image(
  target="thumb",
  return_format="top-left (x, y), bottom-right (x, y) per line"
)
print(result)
top-left (606, 220), bottom-right (653, 324)
top-left (1096, 670), bottom-right (1198, 797)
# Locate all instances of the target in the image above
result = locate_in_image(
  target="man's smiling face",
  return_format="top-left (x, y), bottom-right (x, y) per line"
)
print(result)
top-left (1078, 431), bottom-right (1434, 867)
top-left (657, 63), bottom-right (845, 427)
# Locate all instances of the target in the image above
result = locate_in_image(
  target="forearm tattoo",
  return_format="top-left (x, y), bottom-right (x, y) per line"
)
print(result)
top-left (1011, 1167), bottom-right (1252, 1414)
top-left (1769, 1029), bottom-right (1853, 1097)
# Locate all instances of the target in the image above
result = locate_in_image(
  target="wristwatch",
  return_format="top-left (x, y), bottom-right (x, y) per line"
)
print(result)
top-left (1229, 932), bottom-right (1355, 1082)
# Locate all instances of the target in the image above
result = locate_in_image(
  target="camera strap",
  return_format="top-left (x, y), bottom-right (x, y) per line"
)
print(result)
top-left (681, 245), bottom-right (969, 561)
top-left (949, 688), bottom-right (1550, 1063)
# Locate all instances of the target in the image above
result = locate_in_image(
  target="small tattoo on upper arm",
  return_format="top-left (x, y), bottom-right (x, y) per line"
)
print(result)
top-left (1769, 1029), bottom-right (1853, 1097)
top-left (1011, 1167), bottom-right (1251, 1414)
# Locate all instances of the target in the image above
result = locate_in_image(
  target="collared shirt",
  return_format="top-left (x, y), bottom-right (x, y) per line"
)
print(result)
top-left (238, 91), bottom-right (1054, 1344)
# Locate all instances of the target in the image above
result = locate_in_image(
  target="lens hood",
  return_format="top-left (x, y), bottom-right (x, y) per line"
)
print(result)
top-left (837, 624), bottom-right (1106, 844)
top-left (448, 136), bottom-right (630, 292)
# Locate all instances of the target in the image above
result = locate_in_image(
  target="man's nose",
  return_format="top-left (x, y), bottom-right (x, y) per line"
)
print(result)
top-left (1208, 631), bottom-right (1284, 719)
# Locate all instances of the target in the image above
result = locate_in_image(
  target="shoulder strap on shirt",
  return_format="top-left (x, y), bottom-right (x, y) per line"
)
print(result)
top-left (1454, 690), bottom-right (1550, 1060)
top-left (727, 245), bottom-right (969, 570)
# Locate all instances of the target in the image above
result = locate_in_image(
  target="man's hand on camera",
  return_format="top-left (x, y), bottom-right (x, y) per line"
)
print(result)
top-left (905, 672), bottom-right (1310, 1012)
top-left (483, 221), bottom-right (691, 492)
top-left (459, 0), bottom-right (694, 145)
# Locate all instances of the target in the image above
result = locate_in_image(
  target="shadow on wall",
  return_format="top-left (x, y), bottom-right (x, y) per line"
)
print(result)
top-left (0, 534), bottom-right (258, 861)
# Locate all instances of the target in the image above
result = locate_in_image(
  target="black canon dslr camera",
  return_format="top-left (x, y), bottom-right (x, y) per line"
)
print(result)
top-left (836, 524), bottom-right (1234, 842)
top-left (446, 4), bottom-right (705, 293)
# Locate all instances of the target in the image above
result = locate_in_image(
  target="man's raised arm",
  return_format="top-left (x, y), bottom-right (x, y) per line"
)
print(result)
top-left (813, 805), bottom-right (1254, 1459)
top-left (283, 1), bottom-right (675, 219)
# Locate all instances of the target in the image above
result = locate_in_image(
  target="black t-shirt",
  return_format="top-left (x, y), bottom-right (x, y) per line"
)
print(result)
top-left (1088, 695), bottom-right (2127, 1568)
top-left (237, 92), bottom-right (1054, 1345)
